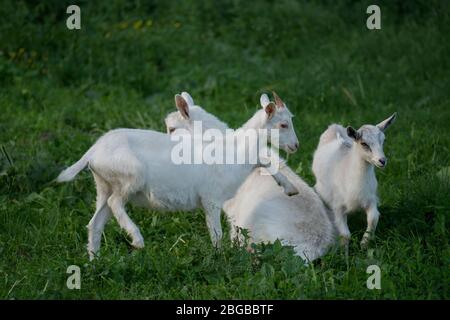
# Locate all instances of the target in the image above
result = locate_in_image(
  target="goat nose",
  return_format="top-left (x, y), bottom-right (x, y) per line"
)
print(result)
top-left (379, 158), bottom-right (386, 166)
top-left (294, 142), bottom-right (299, 150)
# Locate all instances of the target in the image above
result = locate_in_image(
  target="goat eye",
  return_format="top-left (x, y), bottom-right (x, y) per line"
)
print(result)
top-left (280, 123), bottom-right (288, 129)
top-left (169, 127), bottom-right (175, 133)
top-left (361, 142), bottom-right (371, 150)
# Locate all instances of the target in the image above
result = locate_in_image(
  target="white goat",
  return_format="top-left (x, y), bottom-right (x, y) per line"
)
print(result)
top-left (312, 113), bottom-right (397, 247)
top-left (165, 92), bottom-right (229, 134)
top-left (57, 93), bottom-right (299, 260)
top-left (166, 92), bottom-right (336, 262)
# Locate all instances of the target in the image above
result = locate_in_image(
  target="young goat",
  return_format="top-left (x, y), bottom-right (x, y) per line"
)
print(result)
top-left (312, 113), bottom-right (397, 247)
top-left (58, 94), bottom-right (299, 260)
top-left (166, 92), bottom-right (336, 262)
top-left (165, 92), bottom-right (229, 134)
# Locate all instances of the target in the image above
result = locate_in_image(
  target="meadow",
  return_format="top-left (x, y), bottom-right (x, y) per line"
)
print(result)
top-left (0, 0), bottom-right (449, 299)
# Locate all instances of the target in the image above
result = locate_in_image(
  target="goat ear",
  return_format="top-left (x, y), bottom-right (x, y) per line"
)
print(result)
top-left (264, 102), bottom-right (276, 120)
top-left (260, 93), bottom-right (270, 108)
top-left (272, 91), bottom-right (285, 109)
top-left (377, 112), bottom-right (397, 132)
top-left (347, 126), bottom-right (359, 140)
top-left (175, 94), bottom-right (190, 120)
top-left (181, 92), bottom-right (194, 107)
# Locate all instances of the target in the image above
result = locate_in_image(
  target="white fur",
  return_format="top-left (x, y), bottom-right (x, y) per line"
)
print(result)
top-left (165, 92), bottom-right (229, 134)
top-left (57, 93), bottom-right (299, 260)
top-left (224, 167), bottom-right (336, 262)
top-left (165, 92), bottom-right (335, 262)
top-left (312, 113), bottom-right (397, 247)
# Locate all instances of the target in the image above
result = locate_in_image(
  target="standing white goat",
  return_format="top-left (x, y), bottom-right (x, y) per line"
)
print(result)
top-left (312, 113), bottom-right (397, 247)
top-left (166, 92), bottom-right (336, 262)
top-left (165, 92), bottom-right (229, 134)
top-left (57, 93), bottom-right (299, 260)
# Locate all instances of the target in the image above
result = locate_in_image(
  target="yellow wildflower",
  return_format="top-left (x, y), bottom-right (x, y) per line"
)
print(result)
top-left (133, 20), bottom-right (143, 30)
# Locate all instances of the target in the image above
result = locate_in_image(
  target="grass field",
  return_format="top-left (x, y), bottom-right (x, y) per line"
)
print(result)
top-left (0, 0), bottom-right (449, 299)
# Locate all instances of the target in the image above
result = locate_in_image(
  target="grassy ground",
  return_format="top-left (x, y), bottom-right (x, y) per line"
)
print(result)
top-left (0, 0), bottom-right (449, 299)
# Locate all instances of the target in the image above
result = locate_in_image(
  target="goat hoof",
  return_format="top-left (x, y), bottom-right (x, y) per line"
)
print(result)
top-left (285, 187), bottom-right (299, 196)
top-left (360, 231), bottom-right (372, 248)
top-left (339, 236), bottom-right (350, 247)
top-left (360, 237), bottom-right (370, 249)
top-left (131, 238), bottom-right (145, 249)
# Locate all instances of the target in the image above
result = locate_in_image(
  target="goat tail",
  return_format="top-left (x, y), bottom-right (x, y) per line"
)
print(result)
top-left (56, 146), bottom-right (95, 183)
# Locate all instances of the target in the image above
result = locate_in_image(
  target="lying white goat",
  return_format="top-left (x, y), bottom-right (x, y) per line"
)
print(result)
top-left (312, 113), bottom-right (397, 247)
top-left (166, 92), bottom-right (336, 262)
top-left (58, 93), bottom-right (299, 260)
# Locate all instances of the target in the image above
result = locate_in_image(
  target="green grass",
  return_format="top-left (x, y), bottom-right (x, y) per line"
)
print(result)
top-left (0, 0), bottom-right (449, 299)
